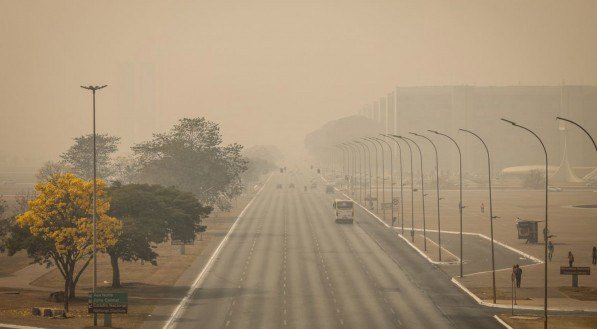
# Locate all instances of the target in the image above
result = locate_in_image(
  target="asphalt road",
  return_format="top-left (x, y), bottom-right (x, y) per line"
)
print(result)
top-left (166, 171), bottom-right (503, 329)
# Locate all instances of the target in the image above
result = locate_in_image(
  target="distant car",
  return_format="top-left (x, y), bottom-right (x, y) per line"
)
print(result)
top-left (276, 184), bottom-right (283, 189)
top-left (311, 182), bottom-right (317, 189)
top-left (548, 186), bottom-right (563, 192)
top-left (289, 183), bottom-right (295, 188)
top-left (326, 185), bottom-right (335, 194)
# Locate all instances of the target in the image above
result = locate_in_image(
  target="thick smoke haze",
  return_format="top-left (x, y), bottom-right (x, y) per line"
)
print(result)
top-left (1, 0), bottom-right (597, 166)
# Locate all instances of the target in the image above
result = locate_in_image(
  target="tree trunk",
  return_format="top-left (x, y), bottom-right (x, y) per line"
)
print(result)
top-left (110, 252), bottom-right (121, 288)
top-left (64, 275), bottom-right (70, 311)
top-left (69, 278), bottom-right (76, 299)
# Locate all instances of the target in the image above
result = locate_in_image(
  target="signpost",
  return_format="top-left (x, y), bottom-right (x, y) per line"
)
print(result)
top-left (560, 266), bottom-right (590, 287)
top-left (88, 292), bottom-right (128, 314)
top-left (89, 292), bottom-right (128, 327)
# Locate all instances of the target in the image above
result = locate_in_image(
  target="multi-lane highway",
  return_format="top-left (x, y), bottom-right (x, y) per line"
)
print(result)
top-left (162, 171), bottom-right (504, 329)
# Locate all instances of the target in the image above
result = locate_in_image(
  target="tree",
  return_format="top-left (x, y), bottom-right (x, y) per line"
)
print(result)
top-left (107, 183), bottom-right (211, 287)
top-left (132, 118), bottom-right (248, 206)
top-left (6, 173), bottom-right (121, 311)
top-left (110, 155), bottom-right (140, 185)
top-left (36, 161), bottom-right (72, 182)
top-left (60, 134), bottom-right (120, 180)
top-left (522, 169), bottom-right (546, 189)
top-left (0, 195), bottom-right (9, 253)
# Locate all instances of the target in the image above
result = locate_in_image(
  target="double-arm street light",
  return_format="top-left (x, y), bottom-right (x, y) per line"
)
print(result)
top-left (80, 84), bottom-right (107, 327)
top-left (412, 132), bottom-right (442, 261)
top-left (366, 137), bottom-right (385, 215)
top-left (384, 134), bottom-right (405, 235)
top-left (363, 138), bottom-right (380, 212)
top-left (392, 135), bottom-right (415, 241)
top-left (459, 128), bottom-right (497, 304)
top-left (501, 118), bottom-right (549, 329)
top-left (429, 130), bottom-right (465, 277)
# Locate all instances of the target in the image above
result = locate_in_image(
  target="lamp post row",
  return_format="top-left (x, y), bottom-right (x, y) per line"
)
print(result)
top-left (329, 116), bottom-right (595, 329)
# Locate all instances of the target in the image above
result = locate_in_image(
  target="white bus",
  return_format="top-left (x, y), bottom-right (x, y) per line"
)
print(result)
top-left (333, 199), bottom-right (354, 224)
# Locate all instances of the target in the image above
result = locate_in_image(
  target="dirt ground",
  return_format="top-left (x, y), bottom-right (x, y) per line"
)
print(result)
top-left (498, 314), bottom-right (597, 329)
top-left (0, 188), bottom-right (258, 328)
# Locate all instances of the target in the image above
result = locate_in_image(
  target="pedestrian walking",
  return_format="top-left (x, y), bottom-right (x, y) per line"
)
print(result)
top-left (548, 240), bottom-right (554, 261)
top-left (592, 246), bottom-right (596, 265)
top-left (480, 202), bottom-right (485, 214)
top-left (514, 264), bottom-right (522, 288)
top-left (568, 251), bottom-right (575, 267)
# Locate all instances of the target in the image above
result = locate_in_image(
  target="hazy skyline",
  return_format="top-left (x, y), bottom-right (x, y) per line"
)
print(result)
top-left (2, 0), bottom-right (597, 166)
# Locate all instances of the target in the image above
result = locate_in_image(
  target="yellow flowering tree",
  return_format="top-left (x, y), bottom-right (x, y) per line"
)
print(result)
top-left (10, 173), bottom-right (121, 310)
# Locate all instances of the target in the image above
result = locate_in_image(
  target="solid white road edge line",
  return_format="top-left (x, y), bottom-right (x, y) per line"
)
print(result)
top-left (0, 324), bottom-right (47, 329)
top-left (162, 174), bottom-right (272, 329)
top-left (493, 315), bottom-right (514, 329)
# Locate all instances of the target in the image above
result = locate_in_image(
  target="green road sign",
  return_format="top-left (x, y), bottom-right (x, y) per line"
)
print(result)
top-left (88, 292), bottom-right (128, 314)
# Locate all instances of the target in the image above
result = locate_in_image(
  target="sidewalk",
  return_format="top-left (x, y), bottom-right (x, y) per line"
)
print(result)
top-left (0, 263), bottom-right (54, 292)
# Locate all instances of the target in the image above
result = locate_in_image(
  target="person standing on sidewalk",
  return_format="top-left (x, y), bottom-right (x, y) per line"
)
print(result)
top-left (568, 251), bottom-right (575, 267)
top-left (548, 240), bottom-right (554, 261)
top-left (515, 264), bottom-right (522, 288)
top-left (592, 246), bottom-right (596, 265)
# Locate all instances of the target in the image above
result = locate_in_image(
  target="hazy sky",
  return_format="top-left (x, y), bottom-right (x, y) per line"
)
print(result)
top-left (1, 0), bottom-right (596, 165)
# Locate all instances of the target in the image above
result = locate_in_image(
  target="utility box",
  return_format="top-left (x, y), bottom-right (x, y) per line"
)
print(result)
top-left (516, 219), bottom-right (541, 244)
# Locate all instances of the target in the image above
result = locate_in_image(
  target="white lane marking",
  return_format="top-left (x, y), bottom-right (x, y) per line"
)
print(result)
top-left (493, 315), bottom-right (514, 329)
top-left (162, 174), bottom-right (272, 329)
top-left (420, 234), bottom-right (461, 261)
top-left (401, 227), bottom-right (543, 264)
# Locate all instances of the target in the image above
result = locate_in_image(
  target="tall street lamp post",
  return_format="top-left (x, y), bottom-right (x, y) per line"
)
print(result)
top-left (366, 137), bottom-right (386, 221)
top-left (412, 132), bottom-right (442, 261)
top-left (335, 145), bottom-right (347, 190)
top-left (355, 140), bottom-right (373, 206)
top-left (374, 135), bottom-right (395, 227)
top-left (501, 118), bottom-right (549, 328)
top-left (345, 143), bottom-right (358, 198)
top-left (384, 134), bottom-right (405, 235)
top-left (459, 128), bottom-right (497, 304)
top-left (363, 138), bottom-right (380, 213)
top-left (430, 130), bottom-right (465, 277)
top-left (393, 135), bottom-right (415, 242)
top-left (400, 136), bottom-right (427, 251)
top-left (353, 140), bottom-right (368, 204)
top-left (556, 117), bottom-right (597, 151)
top-left (80, 84), bottom-right (107, 327)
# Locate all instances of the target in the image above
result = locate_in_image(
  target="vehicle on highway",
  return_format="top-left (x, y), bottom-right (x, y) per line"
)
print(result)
top-left (548, 186), bottom-right (563, 192)
top-left (276, 184), bottom-right (283, 189)
top-left (333, 199), bottom-right (354, 224)
top-left (289, 183), bottom-right (295, 188)
top-left (326, 185), bottom-right (335, 194)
